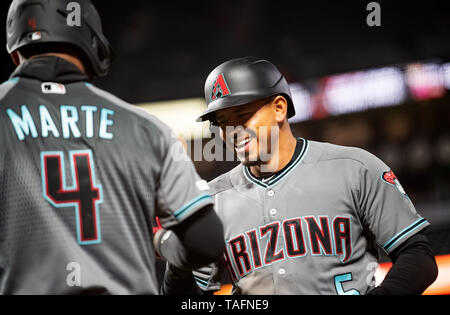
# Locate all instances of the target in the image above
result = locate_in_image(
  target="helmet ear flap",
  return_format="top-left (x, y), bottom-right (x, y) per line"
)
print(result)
top-left (95, 34), bottom-right (115, 70)
top-left (10, 51), bottom-right (21, 66)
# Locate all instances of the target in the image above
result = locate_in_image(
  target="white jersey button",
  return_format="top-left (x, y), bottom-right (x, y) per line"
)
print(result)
top-left (267, 190), bottom-right (275, 197)
top-left (270, 208), bottom-right (277, 216)
top-left (278, 268), bottom-right (286, 275)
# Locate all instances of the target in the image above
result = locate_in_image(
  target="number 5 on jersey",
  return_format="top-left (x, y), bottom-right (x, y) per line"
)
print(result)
top-left (41, 150), bottom-right (103, 245)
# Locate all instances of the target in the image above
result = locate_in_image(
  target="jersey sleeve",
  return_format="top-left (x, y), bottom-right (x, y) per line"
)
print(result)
top-left (155, 130), bottom-right (214, 229)
top-left (356, 151), bottom-right (430, 255)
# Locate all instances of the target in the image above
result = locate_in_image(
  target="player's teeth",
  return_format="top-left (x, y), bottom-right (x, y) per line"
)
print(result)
top-left (236, 138), bottom-right (251, 149)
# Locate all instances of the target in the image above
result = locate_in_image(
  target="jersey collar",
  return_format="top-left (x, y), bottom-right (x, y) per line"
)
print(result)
top-left (10, 56), bottom-right (89, 84)
top-left (243, 138), bottom-right (309, 189)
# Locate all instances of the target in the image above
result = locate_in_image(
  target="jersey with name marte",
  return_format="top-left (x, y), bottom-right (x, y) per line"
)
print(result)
top-left (0, 76), bottom-right (213, 294)
top-left (194, 138), bottom-right (429, 295)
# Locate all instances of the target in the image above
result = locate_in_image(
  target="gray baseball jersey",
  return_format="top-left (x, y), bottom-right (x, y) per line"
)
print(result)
top-left (0, 56), bottom-right (213, 294)
top-left (194, 138), bottom-right (429, 295)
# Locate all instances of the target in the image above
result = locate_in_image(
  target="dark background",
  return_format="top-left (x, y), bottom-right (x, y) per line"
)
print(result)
top-left (1, 0), bottom-right (450, 103)
top-left (1, 0), bottom-right (450, 285)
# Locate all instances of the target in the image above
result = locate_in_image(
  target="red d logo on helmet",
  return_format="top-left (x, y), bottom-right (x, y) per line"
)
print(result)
top-left (211, 73), bottom-right (231, 101)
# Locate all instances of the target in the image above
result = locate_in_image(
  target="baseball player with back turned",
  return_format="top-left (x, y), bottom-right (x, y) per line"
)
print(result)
top-left (0, 0), bottom-right (224, 294)
top-left (161, 57), bottom-right (438, 295)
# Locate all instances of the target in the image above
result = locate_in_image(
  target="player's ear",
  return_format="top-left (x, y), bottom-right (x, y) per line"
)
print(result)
top-left (273, 95), bottom-right (288, 123)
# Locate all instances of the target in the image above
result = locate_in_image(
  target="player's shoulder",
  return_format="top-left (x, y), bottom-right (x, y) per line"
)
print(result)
top-left (84, 83), bottom-right (172, 135)
top-left (208, 164), bottom-right (244, 196)
top-left (0, 78), bottom-right (20, 101)
top-left (309, 140), bottom-right (387, 171)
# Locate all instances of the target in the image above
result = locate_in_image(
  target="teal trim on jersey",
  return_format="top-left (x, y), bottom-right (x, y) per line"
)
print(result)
top-left (194, 276), bottom-right (208, 289)
top-left (243, 138), bottom-right (309, 189)
top-left (383, 218), bottom-right (428, 252)
top-left (1, 77), bottom-right (19, 85)
top-left (0, 78), bottom-right (19, 101)
top-left (174, 194), bottom-right (213, 219)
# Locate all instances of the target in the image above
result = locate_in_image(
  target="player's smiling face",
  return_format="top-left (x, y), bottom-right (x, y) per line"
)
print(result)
top-left (215, 97), bottom-right (279, 166)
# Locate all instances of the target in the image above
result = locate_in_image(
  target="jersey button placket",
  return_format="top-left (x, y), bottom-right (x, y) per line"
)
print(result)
top-left (265, 188), bottom-right (277, 221)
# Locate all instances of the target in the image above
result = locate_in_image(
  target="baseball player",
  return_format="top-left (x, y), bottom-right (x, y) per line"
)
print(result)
top-left (0, 0), bottom-right (224, 294)
top-left (162, 57), bottom-right (438, 295)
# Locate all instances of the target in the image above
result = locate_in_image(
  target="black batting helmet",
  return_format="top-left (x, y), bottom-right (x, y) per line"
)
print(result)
top-left (197, 56), bottom-right (295, 122)
top-left (6, 0), bottom-right (114, 77)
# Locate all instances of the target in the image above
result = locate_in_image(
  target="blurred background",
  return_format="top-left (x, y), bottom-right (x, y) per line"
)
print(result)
top-left (1, 0), bottom-right (449, 293)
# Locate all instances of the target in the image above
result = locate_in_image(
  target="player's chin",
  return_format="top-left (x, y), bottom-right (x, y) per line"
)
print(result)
top-left (237, 150), bottom-right (260, 166)
top-left (239, 158), bottom-right (261, 167)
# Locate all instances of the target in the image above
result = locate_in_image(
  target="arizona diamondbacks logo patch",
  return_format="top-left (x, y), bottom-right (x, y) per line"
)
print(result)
top-left (211, 73), bottom-right (231, 101)
top-left (382, 169), bottom-right (406, 195)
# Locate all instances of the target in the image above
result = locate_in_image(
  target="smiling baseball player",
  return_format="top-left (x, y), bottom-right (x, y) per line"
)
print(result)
top-left (161, 57), bottom-right (438, 295)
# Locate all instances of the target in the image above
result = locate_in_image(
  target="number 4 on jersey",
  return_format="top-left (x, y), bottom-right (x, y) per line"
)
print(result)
top-left (41, 150), bottom-right (103, 245)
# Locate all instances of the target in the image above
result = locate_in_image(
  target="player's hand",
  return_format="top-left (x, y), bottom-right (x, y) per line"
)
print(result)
top-left (160, 262), bottom-right (202, 295)
top-left (166, 262), bottom-right (193, 280)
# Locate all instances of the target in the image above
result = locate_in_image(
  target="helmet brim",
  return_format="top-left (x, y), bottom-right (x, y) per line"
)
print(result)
top-left (196, 93), bottom-right (296, 123)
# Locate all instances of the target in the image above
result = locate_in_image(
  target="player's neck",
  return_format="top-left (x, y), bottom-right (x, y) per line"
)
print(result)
top-left (25, 53), bottom-right (87, 75)
top-left (250, 127), bottom-right (297, 178)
